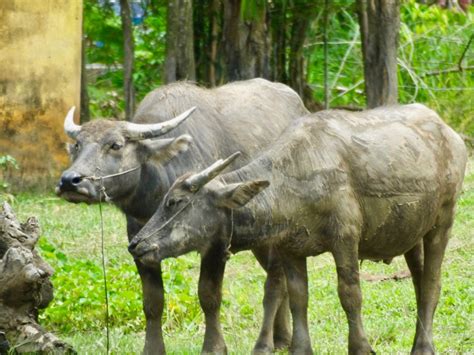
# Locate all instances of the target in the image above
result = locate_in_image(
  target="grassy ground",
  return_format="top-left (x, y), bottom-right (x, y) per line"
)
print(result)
top-left (9, 157), bottom-right (473, 354)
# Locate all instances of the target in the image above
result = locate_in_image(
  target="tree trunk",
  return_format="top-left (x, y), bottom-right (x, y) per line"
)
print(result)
top-left (358, 0), bottom-right (400, 108)
top-left (164, 0), bottom-right (196, 83)
top-left (0, 203), bottom-right (74, 354)
top-left (80, 19), bottom-right (90, 123)
top-left (222, 0), bottom-right (271, 81)
top-left (193, 0), bottom-right (207, 84)
top-left (208, 0), bottom-right (221, 86)
top-left (120, 0), bottom-right (135, 120)
top-left (271, 2), bottom-right (288, 83)
top-left (287, 3), bottom-right (319, 111)
top-left (288, 12), bottom-right (311, 98)
top-left (222, 0), bottom-right (242, 81)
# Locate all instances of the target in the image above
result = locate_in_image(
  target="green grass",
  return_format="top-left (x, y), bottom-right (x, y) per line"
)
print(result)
top-left (7, 156), bottom-right (474, 354)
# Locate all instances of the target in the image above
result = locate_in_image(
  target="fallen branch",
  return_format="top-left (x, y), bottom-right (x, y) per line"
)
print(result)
top-left (0, 202), bottom-right (74, 353)
top-left (423, 65), bottom-right (474, 77)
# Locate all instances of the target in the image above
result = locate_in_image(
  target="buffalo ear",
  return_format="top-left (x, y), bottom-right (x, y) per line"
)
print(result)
top-left (140, 134), bottom-right (192, 165)
top-left (215, 180), bottom-right (270, 209)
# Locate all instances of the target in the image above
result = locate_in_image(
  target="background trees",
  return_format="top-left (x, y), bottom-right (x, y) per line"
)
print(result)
top-left (81, 0), bottom-right (473, 135)
top-left (357, 0), bottom-right (401, 108)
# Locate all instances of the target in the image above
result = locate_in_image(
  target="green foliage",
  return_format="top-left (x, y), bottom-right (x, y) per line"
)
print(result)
top-left (84, 1), bottom-right (123, 65)
top-left (0, 155), bottom-right (19, 202)
top-left (397, 1), bottom-right (473, 134)
top-left (84, 0), bottom-right (166, 120)
top-left (0, 155), bottom-right (19, 171)
top-left (133, 12), bottom-right (167, 100)
top-left (84, 1), bottom-right (473, 136)
top-left (309, 1), bottom-right (473, 134)
top-left (240, 0), bottom-right (266, 21)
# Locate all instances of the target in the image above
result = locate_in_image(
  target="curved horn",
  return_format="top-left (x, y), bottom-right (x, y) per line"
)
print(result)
top-left (64, 106), bottom-right (81, 139)
top-left (185, 151), bottom-right (242, 191)
top-left (123, 106), bottom-right (197, 140)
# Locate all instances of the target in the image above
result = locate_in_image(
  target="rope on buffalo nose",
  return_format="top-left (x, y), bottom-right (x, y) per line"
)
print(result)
top-left (98, 177), bottom-right (110, 354)
top-left (85, 166), bottom-right (141, 202)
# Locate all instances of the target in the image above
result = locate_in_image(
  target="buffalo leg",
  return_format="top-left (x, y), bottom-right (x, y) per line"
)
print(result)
top-left (128, 217), bottom-right (166, 354)
top-left (136, 262), bottom-right (166, 355)
top-left (199, 243), bottom-right (228, 354)
top-left (282, 255), bottom-right (312, 354)
top-left (411, 212), bottom-right (452, 355)
top-left (273, 297), bottom-right (291, 349)
top-left (404, 241), bottom-right (424, 307)
top-left (332, 244), bottom-right (373, 355)
top-left (252, 246), bottom-right (291, 353)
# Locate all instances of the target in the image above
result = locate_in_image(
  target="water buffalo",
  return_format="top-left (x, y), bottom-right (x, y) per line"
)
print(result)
top-left (56, 79), bottom-right (309, 354)
top-left (129, 104), bottom-right (467, 354)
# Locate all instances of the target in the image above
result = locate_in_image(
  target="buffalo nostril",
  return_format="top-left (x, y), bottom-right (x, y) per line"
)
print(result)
top-left (59, 171), bottom-right (84, 191)
top-left (71, 176), bottom-right (82, 185)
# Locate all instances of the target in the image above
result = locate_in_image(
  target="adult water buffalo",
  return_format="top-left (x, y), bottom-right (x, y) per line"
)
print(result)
top-left (129, 104), bottom-right (467, 354)
top-left (56, 79), bottom-right (309, 354)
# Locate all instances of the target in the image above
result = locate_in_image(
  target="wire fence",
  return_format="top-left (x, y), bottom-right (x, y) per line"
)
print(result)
top-left (307, 13), bottom-right (474, 108)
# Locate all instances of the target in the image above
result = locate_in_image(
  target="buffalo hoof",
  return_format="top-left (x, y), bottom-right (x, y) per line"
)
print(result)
top-left (201, 346), bottom-right (227, 355)
top-left (411, 346), bottom-right (435, 355)
top-left (273, 335), bottom-right (291, 350)
top-left (348, 347), bottom-right (375, 355)
top-left (252, 344), bottom-right (273, 355)
top-left (289, 346), bottom-right (313, 355)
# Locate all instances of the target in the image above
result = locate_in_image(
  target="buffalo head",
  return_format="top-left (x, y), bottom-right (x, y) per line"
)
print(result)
top-left (128, 152), bottom-right (269, 266)
top-left (56, 106), bottom-right (196, 203)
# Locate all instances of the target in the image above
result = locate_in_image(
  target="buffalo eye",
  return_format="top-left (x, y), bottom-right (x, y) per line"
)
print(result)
top-left (74, 142), bottom-right (80, 151)
top-left (111, 142), bottom-right (123, 151)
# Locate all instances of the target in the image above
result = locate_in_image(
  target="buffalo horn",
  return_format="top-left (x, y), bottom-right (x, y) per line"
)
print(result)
top-left (185, 151), bottom-right (242, 191)
top-left (64, 106), bottom-right (81, 139)
top-left (123, 106), bottom-right (197, 140)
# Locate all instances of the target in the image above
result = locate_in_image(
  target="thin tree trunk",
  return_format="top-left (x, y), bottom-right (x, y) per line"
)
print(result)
top-left (272, 2), bottom-right (287, 83)
top-left (208, 0), bottom-right (221, 86)
top-left (222, 0), bottom-right (242, 81)
top-left (323, 0), bottom-right (329, 109)
top-left (358, 0), bottom-right (400, 108)
top-left (193, 0), bottom-right (206, 83)
top-left (80, 22), bottom-right (90, 123)
top-left (120, 0), bottom-right (135, 120)
top-left (164, 0), bottom-right (196, 83)
top-left (288, 9), bottom-right (311, 99)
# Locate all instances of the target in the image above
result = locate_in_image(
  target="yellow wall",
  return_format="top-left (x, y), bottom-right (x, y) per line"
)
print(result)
top-left (0, 0), bottom-right (82, 189)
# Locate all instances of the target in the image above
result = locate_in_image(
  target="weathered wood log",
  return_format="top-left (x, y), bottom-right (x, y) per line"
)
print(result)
top-left (0, 202), bottom-right (74, 354)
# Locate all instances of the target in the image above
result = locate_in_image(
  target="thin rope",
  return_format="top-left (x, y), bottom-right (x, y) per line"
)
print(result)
top-left (98, 178), bottom-right (110, 354)
top-left (84, 166), bottom-right (140, 202)
top-left (222, 210), bottom-right (234, 261)
top-left (86, 166), bottom-right (140, 181)
top-left (133, 199), bottom-right (195, 243)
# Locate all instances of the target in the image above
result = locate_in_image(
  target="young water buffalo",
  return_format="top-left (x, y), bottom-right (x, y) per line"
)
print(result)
top-left (129, 104), bottom-right (467, 354)
top-left (56, 79), bottom-right (309, 354)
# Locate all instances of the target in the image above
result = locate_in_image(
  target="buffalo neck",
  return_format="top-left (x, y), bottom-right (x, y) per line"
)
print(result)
top-left (220, 156), bottom-right (300, 252)
top-left (114, 163), bottom-right (174, 223)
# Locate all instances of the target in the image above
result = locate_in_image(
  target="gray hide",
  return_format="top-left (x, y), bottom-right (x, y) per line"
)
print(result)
top-left (56, 79), bottom-right (309, 354)
top-left (130, 104), bottom-right (467, 354)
